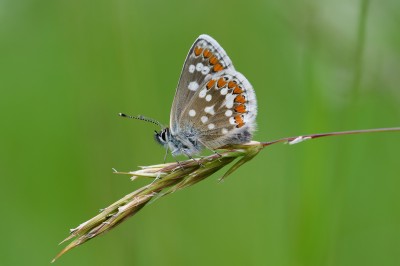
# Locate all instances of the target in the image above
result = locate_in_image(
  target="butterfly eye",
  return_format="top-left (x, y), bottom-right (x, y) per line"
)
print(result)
top-left (154, 131), bottom-right (164, 145)
top-left (161, 131), bottom-right (167, 141)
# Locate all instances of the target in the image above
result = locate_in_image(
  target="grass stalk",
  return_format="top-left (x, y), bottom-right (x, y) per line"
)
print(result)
top-left (52, 126), bottom-right (400, 262)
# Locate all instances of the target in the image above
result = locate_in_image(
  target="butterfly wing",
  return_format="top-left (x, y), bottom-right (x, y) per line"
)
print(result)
top-left (170, 34), bottom-right (234, 134)
top-left (179, 69), bottom-right (257, 150)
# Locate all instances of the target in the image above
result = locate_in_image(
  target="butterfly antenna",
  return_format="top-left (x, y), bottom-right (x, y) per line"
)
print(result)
top-left (118, 113), bottom-right (163, 128)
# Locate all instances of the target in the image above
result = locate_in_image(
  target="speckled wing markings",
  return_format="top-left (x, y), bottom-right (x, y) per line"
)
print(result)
top-left (180, 69), bottom-right (257, 149)
top-left (170, 35), bottom-right (233, 134)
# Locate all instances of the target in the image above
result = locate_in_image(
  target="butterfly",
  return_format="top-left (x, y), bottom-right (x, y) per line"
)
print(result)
top-left (121, 34), bottom-right (257, 159)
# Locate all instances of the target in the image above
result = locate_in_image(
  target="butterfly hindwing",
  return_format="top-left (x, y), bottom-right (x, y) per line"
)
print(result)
top-left (179, 69), bottom-right (257, 150)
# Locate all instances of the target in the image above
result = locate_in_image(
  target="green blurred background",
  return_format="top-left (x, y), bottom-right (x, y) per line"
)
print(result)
top-left (1, 0), bottom-right (399, 265)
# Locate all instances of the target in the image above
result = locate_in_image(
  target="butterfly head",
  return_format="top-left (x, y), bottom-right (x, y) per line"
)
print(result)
top-left (154, 128), bottom-right (170, 147)
top-left (155, 126), bottom-right (204, 156)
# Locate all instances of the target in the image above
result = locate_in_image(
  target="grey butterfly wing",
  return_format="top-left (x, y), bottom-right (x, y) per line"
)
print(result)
top-left (180, 69), bottom-right (257, 150)
top-left (169, 34), bottom-right (234, 134)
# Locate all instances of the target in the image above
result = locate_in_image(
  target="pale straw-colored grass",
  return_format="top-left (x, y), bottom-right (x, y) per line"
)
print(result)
top-left (52, 127), bottom-right (400, 262)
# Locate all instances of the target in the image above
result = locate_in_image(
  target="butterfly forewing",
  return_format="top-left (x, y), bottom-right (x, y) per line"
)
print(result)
top-left (170, 35), bottom-right (234, 134)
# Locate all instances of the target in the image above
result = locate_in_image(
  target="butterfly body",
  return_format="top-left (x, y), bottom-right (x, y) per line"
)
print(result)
top-left (154, 34), bottom-right (258, 156)
top-left (155, 127), bottom-right (204, 156)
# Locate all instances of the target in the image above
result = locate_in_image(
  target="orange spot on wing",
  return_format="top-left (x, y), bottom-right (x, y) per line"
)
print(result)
top-left (203, 49), bottom-right (212, 58)
top-left (234, 115), bottom-right (245, 128)
top-left (194, 46), bottom-right (203, 56)
top-left (209, 56), bottom-right (218, 65)
top-left (234, 104), bottom-right (246, 113)
top-left (213, 63), bottom-right (224, 72)
top-left (233, 85), bottom-right (244, 94)
top-left (206, 79), bottom-right (216, 90)
top-left (234, 95), bottom-right (246, 103)
top-left (217, 78), bottom-right (227, 88)
top-left (234, 115), bottom-right (243, 123)
top-left (228, 80), bottom-right (237, 88)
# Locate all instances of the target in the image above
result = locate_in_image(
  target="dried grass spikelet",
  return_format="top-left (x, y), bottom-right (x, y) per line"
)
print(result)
top-left (52, 127), bottom-right (400, 262)
top-left (52, 142), bottom-right (263, 262)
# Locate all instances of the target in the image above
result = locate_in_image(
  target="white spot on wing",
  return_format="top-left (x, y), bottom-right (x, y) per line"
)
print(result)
top-left (188, 64), bottom-right (195, 73)
top-left (189, 109), bottom-right (196, 117)
top-left (188, 81), bottom-right (199, 91)
top-left (196, 63), bottom-right (203, 71)
top-left (222, 128), bottom-right (228, 134)
top-left (205, 94), bottom-right (212, 102)
top-left (201, 116), bottom-right (208, 123)
top-left (208, 123), bottom-right (215, 130)
top-left (224, 93), bottom-right (236, 109)
top-left (199, 88), bottom-right (207, 98)
top-left (201, 67), bottom-right (210, 75)
top-left (229, 117), bottom-right (235, 125)
top-left (225, 110), bottom-right (232, 117)
top-left (220, 88), bottom-right (228, 95)
top-left (204, 105), bottom-right (215, 115)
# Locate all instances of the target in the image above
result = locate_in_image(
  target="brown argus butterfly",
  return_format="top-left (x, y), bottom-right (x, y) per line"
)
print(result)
top-left (121, 34), bottom-right (257, 159)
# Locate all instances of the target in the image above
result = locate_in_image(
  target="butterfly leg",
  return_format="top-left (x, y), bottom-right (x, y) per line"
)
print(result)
top-left (170, 149), bottom-right (185, 170)
top-left (151, 146), bottom-right (171, 184)
top-left (163, 145), bottom-right (170, 164)
top-left (197, 139), bottom-right (223, 161)
top-left (172, 155), bottom-right (185, 170)
top-left (204, 148), bottom-right (223, 162)
top-left (149, 146), bottom-right (173, 185)
top-left (181, 150), bottom-right (205, 167)
top-left (212, 150), bottom-right (223, 161)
